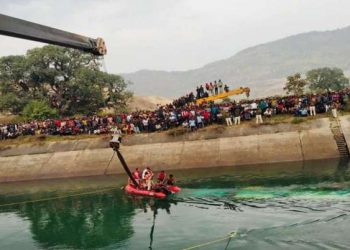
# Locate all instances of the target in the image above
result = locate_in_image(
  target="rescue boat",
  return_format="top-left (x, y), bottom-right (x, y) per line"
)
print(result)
top-left (125, 184), bottom-right (181, 199)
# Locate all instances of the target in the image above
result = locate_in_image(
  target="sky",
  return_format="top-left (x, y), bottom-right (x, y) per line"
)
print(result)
top-left (1, 0), bottom-right (350, 73)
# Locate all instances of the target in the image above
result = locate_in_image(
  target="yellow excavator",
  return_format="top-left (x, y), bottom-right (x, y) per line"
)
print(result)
top-left (196, 86), bottom-right (250, 105)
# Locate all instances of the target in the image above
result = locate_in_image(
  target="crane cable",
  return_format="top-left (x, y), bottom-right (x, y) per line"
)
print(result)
top-left (100, 55), bottom-right (118, 176)
top-left (0, 186), bottom-right (119, 208)
top-left (103, 150), bottom-right (116, 175)
top-left (101, 56), bottom-right (108, 73)
top-left (182, 231), bottom-right (237, 250)
top-left (0, 60), bottom-right (118, 207)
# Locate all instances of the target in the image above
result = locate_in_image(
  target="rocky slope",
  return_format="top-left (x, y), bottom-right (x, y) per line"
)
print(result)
top-left (123, 26), bottom-right (350, 98)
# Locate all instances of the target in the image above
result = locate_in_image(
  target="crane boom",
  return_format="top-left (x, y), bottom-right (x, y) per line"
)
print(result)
top-left (0, 13), bottom-right (106, 56)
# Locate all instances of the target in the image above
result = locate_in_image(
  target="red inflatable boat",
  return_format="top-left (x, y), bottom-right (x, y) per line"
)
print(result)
top-left (125, 184), bottom-right (181, 199)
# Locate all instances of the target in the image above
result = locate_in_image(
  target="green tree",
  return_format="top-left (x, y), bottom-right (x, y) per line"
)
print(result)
top-left (22, 100), bottom-right (58, 120)
top-left (0, 55), bottom-right (32, 111)
top-left (306, 67), bottom-right (349, 92)
top-left (103, 73), bottom-right (133, 112)
top-left (25, 45), bottom-right (101, 114)
top-left (283, 73), bottom-right (307, 96)
top-left (0, 45), bottom-right (132, 116)
top-left (0, 93), bottom-right (29, 114)
top-left (65, 68), bottom-right (106, 115)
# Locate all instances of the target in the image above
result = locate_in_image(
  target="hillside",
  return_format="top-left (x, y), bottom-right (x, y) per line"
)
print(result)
top-left (122, 26), bottom-right (350, 98)
top-left (127, 95), bottom-right (172, 111)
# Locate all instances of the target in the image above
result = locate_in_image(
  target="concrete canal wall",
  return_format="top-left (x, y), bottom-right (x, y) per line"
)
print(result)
top-left (339, 116), bottom-right (350, 149)
top-left (0, 117), bottom-right (343, 183)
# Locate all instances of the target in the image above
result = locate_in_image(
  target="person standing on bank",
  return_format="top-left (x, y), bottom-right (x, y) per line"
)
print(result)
top-left (218, 79), bottom-right (223, 94)
top-left (309, 98), bottom-right (316, 116)
top-left (199, 85), bottom-right (205, 98)
top-left (331, 101), bottom-right (338, 118)
top-left (256, 109), bottom-right (263, 124)
top-left (224, 110), bottom-right (232, 126)
top-left (233, 105), bottom-right (241, 125)
top-left (209, 82), bottom-right (214, 96)
top-left (224, 84), bottom-right (229, 92)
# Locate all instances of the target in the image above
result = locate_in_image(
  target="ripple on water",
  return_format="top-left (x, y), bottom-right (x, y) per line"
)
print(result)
top-left (1, 160), bottom-right (350, 249)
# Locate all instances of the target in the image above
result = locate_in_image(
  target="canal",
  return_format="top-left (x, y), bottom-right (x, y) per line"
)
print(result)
top-left (1, 159), bottom-right (350, 249)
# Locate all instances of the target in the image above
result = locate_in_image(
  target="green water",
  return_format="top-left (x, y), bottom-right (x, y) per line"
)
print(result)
top-left (1, 159), bottom-right (350, 249)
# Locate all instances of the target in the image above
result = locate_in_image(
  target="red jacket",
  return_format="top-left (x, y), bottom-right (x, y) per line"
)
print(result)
top-left (133, 170), bottom-right (141, 180)
top-left (158, 172), bottom-right (166, 182)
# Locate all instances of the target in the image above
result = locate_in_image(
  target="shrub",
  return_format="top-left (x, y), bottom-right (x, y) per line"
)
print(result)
top-left (291, 117), bottom-right (305, 124)
top-left (22, 100), bottom-right (58, 120)
top-left (167, 127), bottom-right (188, 137)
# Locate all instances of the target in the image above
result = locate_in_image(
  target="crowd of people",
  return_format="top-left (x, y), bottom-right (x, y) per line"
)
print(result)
top-left (1, 89), bottom-right (350, 140)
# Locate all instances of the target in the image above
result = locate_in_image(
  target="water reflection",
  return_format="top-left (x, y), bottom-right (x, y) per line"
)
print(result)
top-left (129, 197), bottom-right (176, 250)
top-left (334, 158), bottom-right (350, 183)
top-left (0, 159), bottom-right (350, 249)
top-left (2, 191), bottom-right (135, 249)
top-left (0, 189), bottom-right (178, 249)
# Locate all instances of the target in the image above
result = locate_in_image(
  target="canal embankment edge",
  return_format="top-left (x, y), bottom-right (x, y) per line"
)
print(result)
top-left (1, 116), bottom-right (349, 183)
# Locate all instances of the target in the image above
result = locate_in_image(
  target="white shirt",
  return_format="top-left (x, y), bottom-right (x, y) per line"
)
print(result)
top-left (142, 169), bottom-right (152, 179)
top-left (142, 119), bottom-right (148, 126)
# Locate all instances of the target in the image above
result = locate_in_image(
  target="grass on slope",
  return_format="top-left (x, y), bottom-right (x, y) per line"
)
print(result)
top-left (0, 111), bottom-right (343, 148)
top-left (0, 134), bottom-right (109, 149)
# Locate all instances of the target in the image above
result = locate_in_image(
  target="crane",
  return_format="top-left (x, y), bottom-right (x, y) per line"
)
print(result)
top-left (0, 13), bottom-right (106, 56)
top-left (196, 86), bottom-right (250, 104)
top-left (0, 13), bottom-right (145, 189)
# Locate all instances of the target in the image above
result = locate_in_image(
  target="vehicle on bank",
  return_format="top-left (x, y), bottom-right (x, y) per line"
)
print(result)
top-left (196, 86), bottom-right (250, 105)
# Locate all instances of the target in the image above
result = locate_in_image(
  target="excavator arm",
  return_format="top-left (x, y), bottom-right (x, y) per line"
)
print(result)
top-left (196, 87), bottom-right (250, 105)
top-left (0, 13), bottom-right (106, 56)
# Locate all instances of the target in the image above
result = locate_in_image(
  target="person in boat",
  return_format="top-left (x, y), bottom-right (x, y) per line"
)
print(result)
top-left (157, 170), bottom-right (167, 184)
top-left (166, 174), bottom-right (175, 186)
top-left (132, 168), bottom-right (142, 186)
top-left (142, 167), bottom-right (154, 190)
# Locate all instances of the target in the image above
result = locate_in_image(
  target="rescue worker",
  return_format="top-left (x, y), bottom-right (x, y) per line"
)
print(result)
top-left (142, 167), bottom-right (154, 190)
top-left (132, 168), bottom-right (141, 185)
top-left (166, 174), bottom-right (175, 186)
top-left (157, 170), bottom-right (167, 184)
